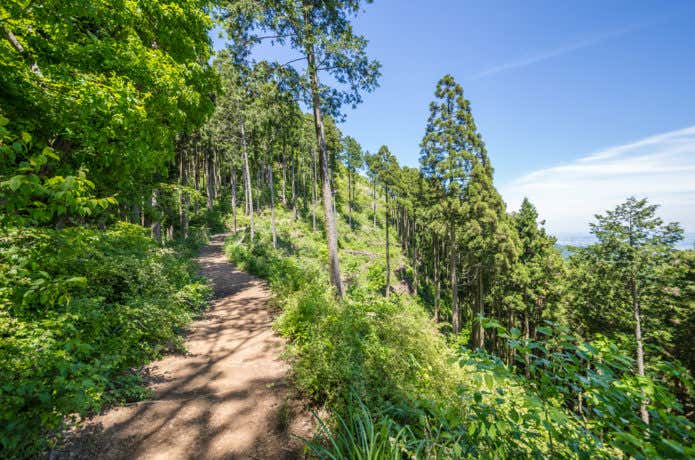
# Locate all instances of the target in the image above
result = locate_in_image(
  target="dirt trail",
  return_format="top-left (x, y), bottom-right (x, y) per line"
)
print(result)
top-left (57, 234), bottom-right (310, 459)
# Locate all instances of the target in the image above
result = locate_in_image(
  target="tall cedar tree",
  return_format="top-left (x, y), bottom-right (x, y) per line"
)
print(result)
top-left (419, 75), bottom-right (488, 333)
top-left (223, 0), bottom-right (380, 298)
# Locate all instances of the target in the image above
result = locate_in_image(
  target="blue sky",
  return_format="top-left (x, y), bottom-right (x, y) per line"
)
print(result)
top-left (212, 0), bottom-right (695, 238)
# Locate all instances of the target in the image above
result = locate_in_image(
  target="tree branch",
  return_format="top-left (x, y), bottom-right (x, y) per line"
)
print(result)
top-left (283, 56), bottom-right (307, 66)
top-left (3, 25), bottom-right (43, 77)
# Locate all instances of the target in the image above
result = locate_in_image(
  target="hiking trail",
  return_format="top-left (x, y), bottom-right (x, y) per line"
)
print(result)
top-left (57, 233), bottom-right (311, 459)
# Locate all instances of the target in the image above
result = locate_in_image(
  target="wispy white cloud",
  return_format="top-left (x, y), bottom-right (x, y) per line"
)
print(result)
top-left (473, 23), bottom-right (644, 79)
top-left (501, 126), bottom-right (695, 235)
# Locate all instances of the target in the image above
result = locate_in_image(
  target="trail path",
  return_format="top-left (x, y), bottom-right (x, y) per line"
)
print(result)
top-left (58, 234), bottom-right (310, 459)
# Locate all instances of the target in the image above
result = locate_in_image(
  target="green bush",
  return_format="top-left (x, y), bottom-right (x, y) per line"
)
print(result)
top-left (225, 220), bottom-right (694, 459)
top-left (0, 223), bottom-right (211, 458)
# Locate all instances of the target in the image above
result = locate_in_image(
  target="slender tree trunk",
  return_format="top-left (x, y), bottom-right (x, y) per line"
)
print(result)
top-left (372, 180), bottom-right (377, 227)
top-left (348, 170), bottom-right (353, 228)
top-left (633, 278), bottom-right (649, 424)
top-left (291, 151), bottom-right (297, 220)
top-left (241, 121), bottom-right (254, 240)
top-left (231, 166), bottom-right (237, 233)
top-left (151, 189), bottom-right (161, 243)
top-left (476, 268), bottom-right (485, 349)
top-left (311, 148), bottom-right (317, 231)
top-left (140, 197), bottom-right (145, 226)
top-left (524, 310), bottom-right (531, 378)
top-left (206, 146), bottom-right (214, 211)
top-left (269, 163), bottom-right (277, 248)
top-left (214, 147), bottom-right (220, 199)
top-left (193, 145), bottom-right (200, 214)
top-left (305, 38), bottom-right (343, 297)
top-left (450, 222), bottom-right (459, 334)
top-left (434, 239), bottom-right (440, 322)
top-left (412, 221), bottom-right (418, 295)
top-left (180, 150), bottom-right (189, 238)
top-left (385, 187), bottom-right (391, 297)
top-left (281, 146), bottom-right (287, 207)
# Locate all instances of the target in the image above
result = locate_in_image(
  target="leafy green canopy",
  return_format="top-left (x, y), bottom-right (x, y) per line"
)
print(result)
top-left (568, 198), bottom-right (684, 345)
top-left (0, 0), bottom-right (217, 203)
top-left (222, 0), bottom-right (381, 118)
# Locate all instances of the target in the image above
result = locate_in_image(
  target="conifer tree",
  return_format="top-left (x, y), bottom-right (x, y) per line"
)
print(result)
top-left (461, 163), bottom-right (519, 348)
top-left (569, 197), bottom-right (683, 424)
top-left (419, 74), bottom-right (488, 333)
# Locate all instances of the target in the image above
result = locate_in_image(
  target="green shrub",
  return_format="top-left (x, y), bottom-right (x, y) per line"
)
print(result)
top-left (225, 220), bottom-right (695, 458)
top-left (0, 223), bottom-right (211, 458)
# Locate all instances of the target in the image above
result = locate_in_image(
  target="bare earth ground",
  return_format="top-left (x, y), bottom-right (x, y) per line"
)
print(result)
top-left (55, 234), bottom-right (312, 459)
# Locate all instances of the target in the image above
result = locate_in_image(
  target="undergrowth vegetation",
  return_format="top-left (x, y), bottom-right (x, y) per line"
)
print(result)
top-left (225, 203), bottom-right (694, 459)
top-left (0, 223), bottom-right (211, 457)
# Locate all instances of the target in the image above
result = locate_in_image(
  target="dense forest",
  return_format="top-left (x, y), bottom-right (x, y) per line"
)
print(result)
top-left (1, 1), bottom-right (693, 459)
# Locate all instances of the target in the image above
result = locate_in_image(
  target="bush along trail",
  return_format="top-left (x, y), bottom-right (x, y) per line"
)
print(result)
top-left (51, 233), bottom-right (312, 459)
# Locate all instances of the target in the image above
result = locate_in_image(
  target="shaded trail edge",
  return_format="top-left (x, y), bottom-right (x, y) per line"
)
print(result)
top-left (54, 233), bottom-right (312, 460)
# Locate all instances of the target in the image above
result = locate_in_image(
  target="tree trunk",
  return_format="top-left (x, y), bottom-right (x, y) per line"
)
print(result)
top-left (372, 180), bottom-right (377, 227)
top-left (412, 221), bottom-right (418, 295)
top-left (311, 148), bottom-right (317, 231)
top-left (269, 163), bottom-right (277, 248)
top-left (231, 166), bottom-right (237, 232)
top-left (450, 223), bottom-right (459, 334)
top-left (180, 149), bottom-right (189, 238)
top-left (193, 145), bottom-right (200, 215)
top-left (524, 310), bottom-right (531, 378)
top-left (151, 189), bottom-right (161, 243)
top-left (206, 147), bottom-right (214, 211)
top-left (241, 121), bottom-right (254, 240)
top-left (291, 150), bottom-right (297, 220)
top-left (476, 268), bottom-right (485, 349)
top-left (348, 170), bottom-right (353, 228)
top-left (306, 43), bottom-right (343, 297)
top-left (281, 146), bottom-right (287, 206)
top-left (434, 239), bottom-right (440, 322)
top-left (385, 187), bottom-right (391, 297)
top-left (633, 278), bottom-right (649, 424)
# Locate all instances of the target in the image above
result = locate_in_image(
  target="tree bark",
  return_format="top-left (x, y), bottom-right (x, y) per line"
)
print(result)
top-left (476, 268), bottom-right (485, 349)
top-left (151, 189), bottom-right (161, 243)
top-left (241, 121), bottom-right (254, 240)
top-left (269, 163), bottom-right (277, 248)
top-left (434, 238), bottom-right (440, 322)
top-left (450, 223), bottom-right (459, 334)
top-left (311, 148), bottom-right (317, 231)
top-left (524, 310), bottom-right (531, 378)
top-left (348, 170), bottom-right (353, 228)
top-left (281, 146), bottom-right (288, 206)
top-left (633, 278), bottom-right (649, 424)
top-left (231, 166), bottom-right (237, 232)
top-left (385, 186), bottom-right (391, 297)
top-left (180, 149), bottom-right (189, 238)
top-left (372, 179), bottom-right (377, 227)
top-left (291, 150), bottom-right (297, 220)
top-left (412, 221), bottom-right (418, 295)
top-left (305, 40), bottom-right (343, 297)
top-left (206, 146), bottom-right (214, 211)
